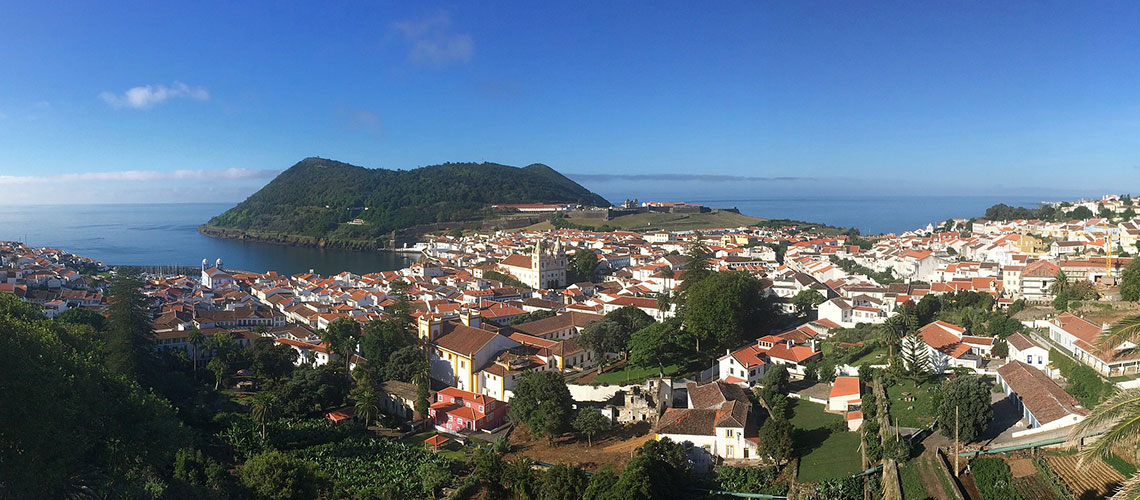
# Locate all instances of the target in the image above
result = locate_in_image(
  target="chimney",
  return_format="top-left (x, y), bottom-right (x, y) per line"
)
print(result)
top-left (786, 339), bottom-right (793, 349)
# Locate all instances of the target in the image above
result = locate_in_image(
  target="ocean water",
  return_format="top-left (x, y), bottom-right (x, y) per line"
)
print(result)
top-left (683, 195), bottom-right (1052, 235)
top-left (0, 203), bottom-right (417, 275)
top-left (0, 195), bottom-right (1052, 272)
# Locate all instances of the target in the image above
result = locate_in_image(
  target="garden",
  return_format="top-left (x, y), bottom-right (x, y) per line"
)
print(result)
top-left (788, 399), bottom-right (863, 481)
top-left (884, 377), bottom-right (940, 428)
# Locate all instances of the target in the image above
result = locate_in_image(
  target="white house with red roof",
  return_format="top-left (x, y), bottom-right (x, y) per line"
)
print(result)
top-left (818, 297), bottom-right (888, 328)
top-left (717, 344), bottom-right (767, 386)
top-left (905, 320), bottom-right (993, 373)
top-left (1006, 332), bottom-right (1049, 372)
top-left (828, 376), bottom-right (864, 431)
top-left (1049, 312), bottom-right (1140, 377)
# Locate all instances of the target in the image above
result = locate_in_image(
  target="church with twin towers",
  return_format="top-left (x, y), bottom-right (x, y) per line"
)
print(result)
top-left (497, 237), bottom-right (568, 289)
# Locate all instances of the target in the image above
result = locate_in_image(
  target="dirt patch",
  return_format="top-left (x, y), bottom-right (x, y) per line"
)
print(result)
top-left (1007, 458), bottom-right (1037, 478)
top-left (916, 455), bottom-right (950, 500)
top-left (504, 421), bottom-right (653, 472)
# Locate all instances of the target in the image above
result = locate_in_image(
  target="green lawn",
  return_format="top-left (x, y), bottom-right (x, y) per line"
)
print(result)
top-left (593, 363), bottom-right (681, 385)
top-left (788, 399), bottom-right (863, 482)
top-left (400, 430), bottom-right (473, 462)
top-left (848, 346), bottom-right (890, 367)
top-left (885, 378), bottom-right (940, 428)
top-left (900, 458), bottom-right (929, 500)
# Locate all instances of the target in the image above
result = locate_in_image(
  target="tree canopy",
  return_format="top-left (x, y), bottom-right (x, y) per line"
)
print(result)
top-left (932, 375), bottom-right (994, 443)
top-left (508, 371), bottom-right (574, 442)
top-left (0, 292), bottom-right (186, 497)
top-left (681, 271), bottom-right (776, 355)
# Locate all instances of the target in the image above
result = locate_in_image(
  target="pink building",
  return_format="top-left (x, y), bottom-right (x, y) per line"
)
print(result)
top-left (428, 387), bottom-right (508, 432)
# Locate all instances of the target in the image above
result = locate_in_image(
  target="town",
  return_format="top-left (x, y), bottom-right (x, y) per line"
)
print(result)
top-left (6, 194), bottom-right (1140, 499)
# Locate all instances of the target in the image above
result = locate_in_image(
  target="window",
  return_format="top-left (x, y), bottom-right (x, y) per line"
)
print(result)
top-left (725, 429), bottom-right (733, 438)
top-left (1037, 355), bottom-right (1043, 364)
top-left (1027, 354), bottom-right (1032, 364)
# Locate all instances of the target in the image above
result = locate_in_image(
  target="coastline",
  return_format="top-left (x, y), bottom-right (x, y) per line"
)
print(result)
top-left (197, 224), bottom-right (387, 252)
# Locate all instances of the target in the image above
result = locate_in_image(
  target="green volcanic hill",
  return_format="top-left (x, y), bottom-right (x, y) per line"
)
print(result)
top-left (201, 158), bottom-right (610, 247)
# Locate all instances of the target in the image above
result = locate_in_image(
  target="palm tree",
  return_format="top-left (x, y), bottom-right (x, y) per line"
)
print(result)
top-left (412, 369), bottom-right (431, 431)
top-left (186, 327), bottom-right (203, 378)
top-left (355, 389), bottom-right (380, 429)
top-left (250, 393), bottom-right (279, 442)
top-left (1067, 315), bottom-right (1140, 499)
top-left (881, 314), bottom-right (906, 358)
top-left (1051, 269), bottom-right (1070, 297)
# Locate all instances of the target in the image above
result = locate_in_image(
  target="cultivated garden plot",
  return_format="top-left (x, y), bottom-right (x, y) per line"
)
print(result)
top-left (1047, 454), bottom-right (1125, 500)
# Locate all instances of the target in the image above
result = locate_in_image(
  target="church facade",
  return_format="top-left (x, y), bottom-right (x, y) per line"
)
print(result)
top-left (498, 238), bottom-right (567, 289)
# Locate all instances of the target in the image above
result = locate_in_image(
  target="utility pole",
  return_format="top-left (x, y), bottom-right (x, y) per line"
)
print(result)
top-left (955, 405), bottom-right (960, 477)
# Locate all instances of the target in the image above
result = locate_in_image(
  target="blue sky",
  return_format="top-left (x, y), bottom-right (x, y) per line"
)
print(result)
top-left (0, 1), bottom-right (1137, 204)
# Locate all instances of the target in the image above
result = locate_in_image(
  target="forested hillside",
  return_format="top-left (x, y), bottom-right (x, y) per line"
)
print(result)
top-left (204, 158), bottom-right (610, 241)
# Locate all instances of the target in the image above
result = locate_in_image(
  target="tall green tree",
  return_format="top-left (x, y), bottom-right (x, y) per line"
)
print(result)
top-left (0, 293), bottom-right (185, 497)
top-left (605, 306), bottom-right (654, 341)
top-left (321, 318), bottom-right (362, 379)
top-left (508, 371), bottom-right (573, 443)
top-left (413, 369), bottom-right (430, 428)
top-left (583, 468), bottom-right (620, 500)
top-left (757, 416), bottom-right (794, 466)
top-left (538, 464), bottom-right (590, 500)
top-left (382, 345), bottom-right (429, 382)
top-left (249, 336), bottom-right (298, 380)
top-left (900, 333), bottom-right (929, 388)
top-left (573, 408), bottom-right (611, 447)
top-left (792, 289), bottom-right (826, 315)
top-left (568, 249), bottom-right (599, 283)
top-left (1121, 258), bottom-right (1140, 302)
top-left (58, 306), bottom-right (107, 331)
top-left (880, 314), bottom-right (906, 358)
top-left (353, 386), bottom-right (381, 428)
top-left (612, 438), bottom-right (692, 500)
top-left (629, 320), bottom-right (682, 375)
top-left (682, 271), bottom-right (774, 356)
top-left (205, 331), bottom-right (238, 390)
top-left (104, 269), bottom-right (156, 384)
top-left (932, 375), bottom-right (993, 443)
top-left (579, 319), bottom-right (627, 373)
top-left (186, 326), bottom-right (204, 378)
top-left (250, 392), bottom-right (280, 442)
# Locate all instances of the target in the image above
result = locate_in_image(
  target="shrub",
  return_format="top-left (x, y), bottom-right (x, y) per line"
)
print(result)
top-left (970, 458), bottom-right (1019, 500)
top-left (714, 466), bottom-right (785, 495)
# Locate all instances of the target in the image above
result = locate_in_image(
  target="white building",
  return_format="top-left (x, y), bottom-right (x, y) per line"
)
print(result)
top-left (1006, 332), bottom-right (1049, 372)
top-left (996, 360), bottom-right (1088, 438)
top-left (498, 238), bottom-right (567, 289)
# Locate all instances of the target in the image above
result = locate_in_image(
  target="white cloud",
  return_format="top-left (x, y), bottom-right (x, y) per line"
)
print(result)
top-left (0, 168), bottom-right (278, 185)
top-left (391, 11), bottom-right (474, 68)
top-left (100, 82), bottom-right (210, 109)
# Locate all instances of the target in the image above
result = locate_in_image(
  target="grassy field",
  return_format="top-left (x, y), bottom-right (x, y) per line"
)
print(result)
top-left (886, 378), bottom-right (940, 428)
top-left (788, 399), bottom-right (863, 482)
top-left (847, 346), bottom-right (890, 367)
top-left (592, 363), bottom-right (681, 385)
top-left (899, 458), bottom-right (930, 500)
top-left (520, 210), bottom-right (765, 233)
